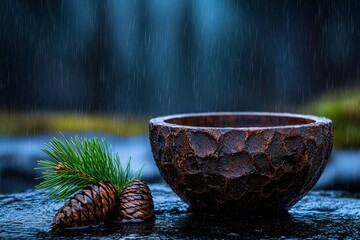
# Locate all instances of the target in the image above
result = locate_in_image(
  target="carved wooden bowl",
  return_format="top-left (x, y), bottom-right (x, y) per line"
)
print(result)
top-left (149, 112), bottom-right (333, 215)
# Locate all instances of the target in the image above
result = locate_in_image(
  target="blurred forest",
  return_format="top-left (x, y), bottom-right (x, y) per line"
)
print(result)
top-left (0, 0), bottom-right (359, 116)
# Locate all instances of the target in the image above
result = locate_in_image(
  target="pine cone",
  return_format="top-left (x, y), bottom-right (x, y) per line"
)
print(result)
top-left (117, 180), bottom-right (154, 222)
top-left (51, 181), bottom-right (118, 232)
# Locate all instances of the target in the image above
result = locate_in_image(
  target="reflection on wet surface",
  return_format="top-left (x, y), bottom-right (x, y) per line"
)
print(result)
top-left (1, 183), bottom-right (360, 239)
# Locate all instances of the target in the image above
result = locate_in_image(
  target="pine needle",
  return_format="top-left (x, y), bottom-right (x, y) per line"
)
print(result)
top-left (35, 133), bottom-right (142, 200)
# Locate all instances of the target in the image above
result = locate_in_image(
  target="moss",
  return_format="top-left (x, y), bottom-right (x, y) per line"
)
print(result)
top-left (301, 88), bottom-right (360, 148)
top-left (0, 111), bottom-right (148, 136)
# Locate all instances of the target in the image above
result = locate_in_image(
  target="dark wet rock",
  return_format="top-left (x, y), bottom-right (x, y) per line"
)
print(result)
top-left (1, 183), bottom-right (360, 239)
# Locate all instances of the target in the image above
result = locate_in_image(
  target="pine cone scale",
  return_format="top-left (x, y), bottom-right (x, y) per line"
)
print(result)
top-left (120, 205), bottom-right (150, 215)
top-left (80, 209), bottom-right (89, 225)
top-left (75, 199), bottom-right (91, 225)
top-left (82, 189), bottom-right (96, 217)
top-left (90, 184), bottom-right (104, 220)
top-left (122, 201), bottom-right (150, 209)
top-left (98, 182), bottom-right (116, 218)
top-left (125, 193), bottom-right (151, 200)
top-left (70, 199), bottom-right (79, 208)
top-left (71, 198), bottom-right (89, 223)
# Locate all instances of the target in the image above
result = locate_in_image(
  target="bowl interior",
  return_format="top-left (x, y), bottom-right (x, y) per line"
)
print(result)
top-left (164, 114), bottom-right (316, 128)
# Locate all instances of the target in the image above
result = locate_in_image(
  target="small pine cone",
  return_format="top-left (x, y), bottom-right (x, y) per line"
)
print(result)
top-left (117, 180), bottom-right (154, 222)
top-left (51, 181), bottom-right (118, 232)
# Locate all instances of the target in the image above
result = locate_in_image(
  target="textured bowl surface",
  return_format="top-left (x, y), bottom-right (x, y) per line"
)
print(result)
top-left (149, 112), bottom-right (333, 215)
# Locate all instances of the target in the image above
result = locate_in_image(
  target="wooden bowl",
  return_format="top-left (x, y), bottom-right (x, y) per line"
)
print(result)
top-left (149, 112), bottom-right (333, 215)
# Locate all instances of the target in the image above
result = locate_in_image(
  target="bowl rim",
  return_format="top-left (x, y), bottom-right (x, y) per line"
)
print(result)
top-left (149, 112), bottom-right (332, 130)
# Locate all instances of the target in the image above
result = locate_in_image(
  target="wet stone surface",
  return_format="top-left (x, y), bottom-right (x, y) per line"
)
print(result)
top-left (1, 183), bottom-right (360, 239)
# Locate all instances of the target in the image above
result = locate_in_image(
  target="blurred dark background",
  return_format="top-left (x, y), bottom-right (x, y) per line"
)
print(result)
top-left (0, 0), bottom-right (359, 193)
top-left (1, 0), bottom-right (360, 115)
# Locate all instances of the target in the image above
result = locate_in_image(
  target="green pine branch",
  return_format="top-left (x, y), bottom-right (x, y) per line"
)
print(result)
top-left (35, 133), bottom-right (142, 200)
